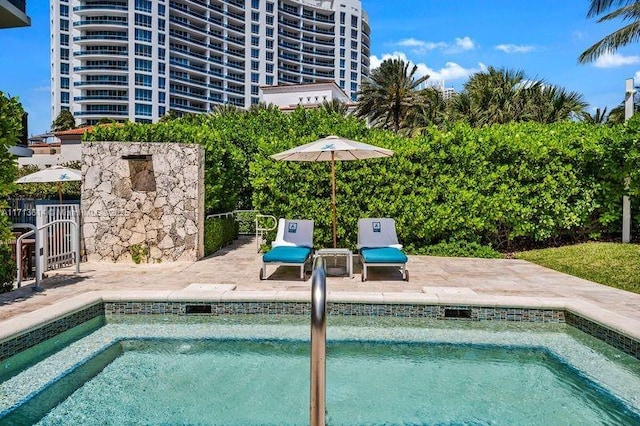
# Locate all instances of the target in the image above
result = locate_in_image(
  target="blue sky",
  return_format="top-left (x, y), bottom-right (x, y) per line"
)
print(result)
top-left (0, 1), bottom-right (638, 136)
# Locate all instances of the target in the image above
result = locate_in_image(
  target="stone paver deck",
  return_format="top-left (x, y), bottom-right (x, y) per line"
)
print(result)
top-left (1, 236), bottom-right (639, 340)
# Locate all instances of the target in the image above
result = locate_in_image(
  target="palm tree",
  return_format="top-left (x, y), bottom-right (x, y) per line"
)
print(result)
top-left (458, 67), bottom-right (530, 126)
top-left (579, 0), bottom-right (640, 63)
top-left (51, 110), bottom-right (76, 131)
top-left (320, 99), bottom-right (350, 116)
top-left (402, 88), bottom-right (447, 135)
top-left (451, 67), bottom-right (588, 126)
top-left (525, 85), bottom-right (588, 123)
top-left (581, 107), bottom-right (610, 124)
top-left (355, 58), bottom-right (431, 133)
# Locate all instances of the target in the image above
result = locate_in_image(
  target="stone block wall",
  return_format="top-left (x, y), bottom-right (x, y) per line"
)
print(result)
top-left (81, 142), bottom-right (205, 262)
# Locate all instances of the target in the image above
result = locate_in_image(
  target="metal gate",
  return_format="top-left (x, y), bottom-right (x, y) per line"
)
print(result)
top-left (35, 204), bottom-right (80, 272)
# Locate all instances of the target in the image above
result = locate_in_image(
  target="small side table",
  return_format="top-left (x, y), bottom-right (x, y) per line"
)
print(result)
top-left (315, 248), bottom-right (353, 278)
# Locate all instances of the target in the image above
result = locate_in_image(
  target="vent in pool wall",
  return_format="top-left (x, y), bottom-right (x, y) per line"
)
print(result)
top-left (444, 308), bottom-right (472, 319)
top-left (186, 305), bottom-right (212, 314)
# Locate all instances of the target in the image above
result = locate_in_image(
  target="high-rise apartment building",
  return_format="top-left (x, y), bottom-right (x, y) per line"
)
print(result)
top-left (51, 0), bottom-right (370, 126)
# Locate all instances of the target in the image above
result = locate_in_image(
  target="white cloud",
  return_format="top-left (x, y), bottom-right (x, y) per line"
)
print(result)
top-left (395, 36), bottom-right (475, 55)
top-left (634, 70), bottom-right (640, 81)
top-left (494, 44), bottom-right (535, 54)
top-left (369, 52), bottom-right (486, 84)
top-left (454, 36), bottom-right (476, 51)
top-left (594, 52), bottom-right (640, 68)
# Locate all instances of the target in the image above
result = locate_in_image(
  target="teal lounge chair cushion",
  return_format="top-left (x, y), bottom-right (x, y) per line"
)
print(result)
top-left (360, 247), bottom-right (407, 264)
top-left (263, 246), bottom-right (312, 263)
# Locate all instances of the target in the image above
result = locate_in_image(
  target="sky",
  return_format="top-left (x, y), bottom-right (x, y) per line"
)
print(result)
top-left (0, 0), bottom-right (638, 136)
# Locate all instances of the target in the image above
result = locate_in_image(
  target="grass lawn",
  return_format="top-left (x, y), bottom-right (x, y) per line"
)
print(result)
top-left (516, 242), bottom-right (640, 295)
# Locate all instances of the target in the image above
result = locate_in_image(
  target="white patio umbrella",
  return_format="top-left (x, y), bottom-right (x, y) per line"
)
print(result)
top-left (271, 135), bottom-right (394, 248)
top-left (15, 165), bottom-right (82, 203)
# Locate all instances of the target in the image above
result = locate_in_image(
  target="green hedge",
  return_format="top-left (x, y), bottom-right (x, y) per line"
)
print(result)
top-left (251, 119), bottom-right (639, 251)
top-left (204, 216), bottom-right (238, 256)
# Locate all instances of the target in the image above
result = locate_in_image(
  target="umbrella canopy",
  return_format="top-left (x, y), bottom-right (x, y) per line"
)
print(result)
top-left (271, 135), bottom-right (394, 248)
top-left (16, 165), bottom-right (81, 203)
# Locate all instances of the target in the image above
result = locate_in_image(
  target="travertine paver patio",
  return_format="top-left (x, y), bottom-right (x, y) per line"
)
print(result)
top-left (1, 236), bottom-right (640, 338)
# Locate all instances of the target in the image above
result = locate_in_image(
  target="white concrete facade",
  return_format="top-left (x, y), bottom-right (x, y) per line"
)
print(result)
top-left (260, 81), bottom-right (351, 109)
top-left (51, 0), bottom-right (370, 126)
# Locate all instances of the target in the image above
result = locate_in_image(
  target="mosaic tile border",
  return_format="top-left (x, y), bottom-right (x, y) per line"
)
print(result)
top-left (0, 303), bottom-right (104, 363)
top-left (1, 302), bottom-right (638, 362)
top-left (566, 311), bottom-right (640, 360)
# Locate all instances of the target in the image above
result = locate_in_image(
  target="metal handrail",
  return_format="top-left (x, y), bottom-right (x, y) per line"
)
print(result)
top-left (255, 214), bottom-right (277, 252)
top-left (310, 256), bottom-right (327, 426)
top-left (11, 223), bottom-right (39, 290)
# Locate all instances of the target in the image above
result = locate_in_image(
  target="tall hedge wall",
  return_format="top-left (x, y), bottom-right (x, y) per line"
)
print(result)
top-left (251, 118), bottom-right (639, 251)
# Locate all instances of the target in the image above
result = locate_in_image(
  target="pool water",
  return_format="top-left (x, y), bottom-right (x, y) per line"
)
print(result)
top-left (1, 317), bottom-right (640, 425)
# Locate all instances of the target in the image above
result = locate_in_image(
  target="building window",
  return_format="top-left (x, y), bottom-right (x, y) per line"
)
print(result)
top-left (158, 47), bottom-right (165, 60)
top-left (251, 97), bottom-right (260, 105)
top-left (135, 14), bottom-right (152, 28)
top-left (351, 29), bottom-right (358, 39)
top-left (60, 63), bottom-right (69, 75)
top-left (340, 38), bottom-right (345, 47)
top-left (340, 48), bottom-right (345, 58)
top-left (251, 24), bottom-right (259, 34)
top-left (135, 43), bottom-right (152, 57)
top-left (351, 61), bottom-right (358, 70)
top-left (60, 34), bottom-right (69, 47)
top-left (266, 2), bottom-right (273, 12)
top-left (266, 15), bottom-right (273, 25)
top-left (61, 77), bottom-right (69, 89)
top-left (251, 48), bottom-right (259, 58)
top-left (135, 58), bottom-right (152, 72)
top-left (266, 51), bottom-right (273, 61)
top-left (340, 27), bottom-right (345, 36)
top-left (159, 92), bottom-right (165, 103)
top-left (340, 59), bottom-right (345, 68)
top-left (266, 27), bottom-right (273, 37)
top-left (351, 52), bottom-right (358, 60)
top-left (158, 19), bottom-right (165, 31)
top-left (351, 15), bottom-right (358, 28)
top-left (135, 73), bottom-right (152, 87)
top-left (251, 73), bottom-right (259, 83)
top-left (266, 64), bottom-right (273, 73)
top-left (251, 61), bottom-right (259, 71)
top-left (159, 77), bottom-right (165, 89)
top-left (60, 19), bottom-right (68, 32)
top-left (135, 88), bottom-right (152, 101)
top-left (159, 33), bottom-right (165, 45)
top-left (60, 5), bottom-right (69, 17)
top-left (340, 12), bottom-right (345, 24)
top-left (135, 103), bottom-right (152, 116)
top-left (351, 82), bottom-right (358, 92)
top-left (135, 29), bottom-right (152, 42)
top-left (61, 92), bottom-right (69, 104)
top-left (339, 70), bottom-right (345, 78)
top-left (251, 85), bottom-right (259, 95)
top-left (266, 75), bottom-right (273, 85)
top-left (251, 36), bottom-right (259, 46)
top-left (351, 72), bottom-right (357, 81)
top-left (252, 0), bottom-right (260, 8)
top-left (135, 0), bottom-right (152, 13)
top-left (60, 48), bottom-right (69, 61)
top-left (158, 4), bottom-right (165, 15)
top-left (252, 11), bottom-right (259, 21)
top-left (351, 40), bottom-right (358, 49)
top-left (159, 106), bottom-right (166, 116)
top-left (266, 39), bottom-right (273, 49)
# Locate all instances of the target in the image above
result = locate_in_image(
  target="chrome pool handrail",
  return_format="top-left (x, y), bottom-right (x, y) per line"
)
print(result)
top-left (310, 255), bottom-right (327, 426)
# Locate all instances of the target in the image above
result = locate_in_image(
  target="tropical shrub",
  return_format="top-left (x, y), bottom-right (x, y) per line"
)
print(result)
top-left (204, 216), bottom-right (238, 256)
top-left (0, 92), bottom-right (22, 242)
top-left (0, 244), bottom-right (16, 293)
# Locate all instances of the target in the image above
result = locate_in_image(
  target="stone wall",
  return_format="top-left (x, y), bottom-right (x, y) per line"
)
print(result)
top-left (81, 142), bottom-right (205, 262)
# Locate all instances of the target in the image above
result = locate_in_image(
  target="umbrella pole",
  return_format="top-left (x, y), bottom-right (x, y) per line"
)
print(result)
top-left (331, 152), bottom-right (337, 248)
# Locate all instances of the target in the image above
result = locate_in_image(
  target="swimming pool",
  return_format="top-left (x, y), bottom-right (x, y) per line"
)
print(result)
top-left (1, 316), bottom-right (639, 424)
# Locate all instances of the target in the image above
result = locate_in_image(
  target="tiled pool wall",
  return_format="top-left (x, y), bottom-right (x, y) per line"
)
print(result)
top-left (0, 303), bottom-right (104, 363)
top-left (0, 302), bottom-right (638, 362)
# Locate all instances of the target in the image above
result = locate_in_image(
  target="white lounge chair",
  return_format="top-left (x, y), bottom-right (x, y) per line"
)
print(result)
top-left (260, 218), bottom-right (314, 280)
top-left (357, 218), bottom-right (408, 282)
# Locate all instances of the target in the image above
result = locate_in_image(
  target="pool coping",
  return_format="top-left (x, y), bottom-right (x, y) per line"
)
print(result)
top-left (1, 288), bottom-right (639, 361)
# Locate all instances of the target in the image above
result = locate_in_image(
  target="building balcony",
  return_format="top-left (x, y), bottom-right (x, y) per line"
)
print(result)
top-left (0, 0), bottom-right (30, 28)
